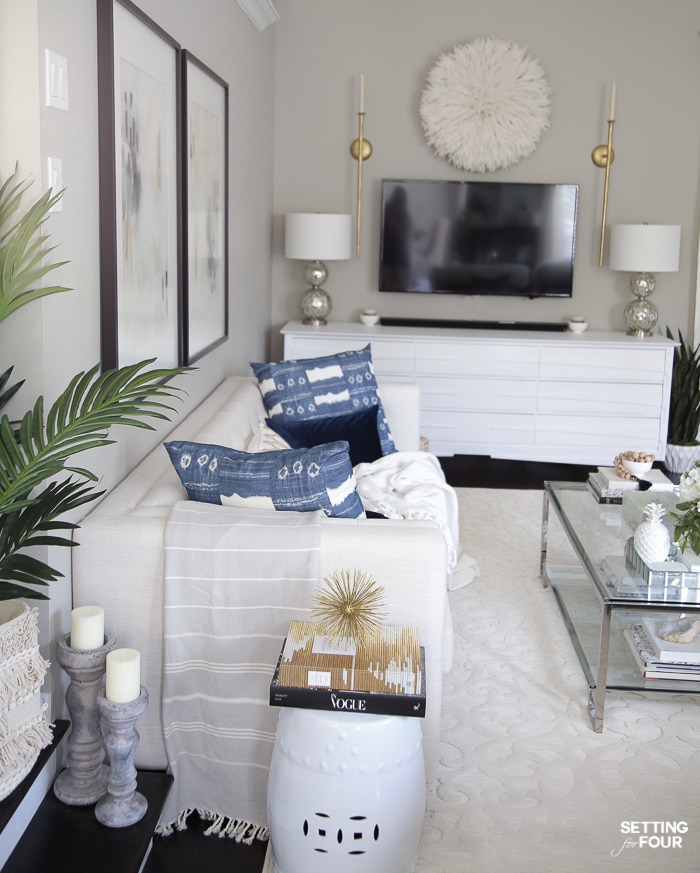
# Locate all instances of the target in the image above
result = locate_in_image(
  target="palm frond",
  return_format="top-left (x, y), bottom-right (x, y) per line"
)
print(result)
top-left (0, 164), bottom-right (70, 325)
top-left (0, 362), bottom-right (188, 599)
top-left (0, 366), bottom-right (24, 413)
top-left (666, 327), bottom-right (700, 446)
top-left (0, 359), bottom-right (187, 512)
top-left (0, 477), bottom-right (98, 598)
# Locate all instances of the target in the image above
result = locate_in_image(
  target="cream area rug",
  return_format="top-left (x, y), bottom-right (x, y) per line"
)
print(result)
top-left (263, 488), bottom-right (700, 873)
top-left (418, 488), bottom-right (700, 873)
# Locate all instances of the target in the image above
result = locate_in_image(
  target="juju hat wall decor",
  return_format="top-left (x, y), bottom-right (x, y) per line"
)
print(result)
top-left (419, 37), bottom-right (552, 173)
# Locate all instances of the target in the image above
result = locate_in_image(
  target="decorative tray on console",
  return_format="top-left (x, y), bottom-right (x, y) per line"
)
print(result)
top-left (624, 537), bottom-right (700, 589)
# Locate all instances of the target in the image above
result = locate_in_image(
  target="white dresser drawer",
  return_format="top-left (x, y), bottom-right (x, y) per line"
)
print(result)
top-left (535, 414), bottom-right (662, 448)
top-left (422, 410), bottom-right (536, 446)
top-left (283, 334), bottom-right (414, 376)
top-left (415, 341), bottom-right (539, 378)
top-left (420, 375), bottom-right (537, 413)
top-left (537, 380), bottom-right (664, 417)
top-left (539, 345), bottom-right (668, 383)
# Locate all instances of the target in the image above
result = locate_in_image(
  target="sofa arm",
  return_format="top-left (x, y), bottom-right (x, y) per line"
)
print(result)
top-left (72, 509), bottom-right (450, 781)
top-left (377, 380), bottom-right (421, 452)
top-left (317, 517), bottom-right (448, 782)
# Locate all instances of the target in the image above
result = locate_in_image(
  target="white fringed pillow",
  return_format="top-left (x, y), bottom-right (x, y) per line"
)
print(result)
top-left (0, 601), bottom-right (52, 801)
top-left (246, 421), bottom-right (291, 453)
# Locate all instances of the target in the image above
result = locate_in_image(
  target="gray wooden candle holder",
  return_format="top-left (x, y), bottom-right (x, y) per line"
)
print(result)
top-left (95, 687), bottom-right (149, 828)
top-left (53, 632), bottom-right (117, 806)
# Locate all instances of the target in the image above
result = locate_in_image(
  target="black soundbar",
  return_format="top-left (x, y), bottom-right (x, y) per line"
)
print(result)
top-left (379, 317), bottom-right (568, 332)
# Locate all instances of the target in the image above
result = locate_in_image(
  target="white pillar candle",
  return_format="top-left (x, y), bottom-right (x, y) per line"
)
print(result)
top-left (105, 648), bottom-right (141, 703)
top-left (70, 605), bottom-right (105, 650)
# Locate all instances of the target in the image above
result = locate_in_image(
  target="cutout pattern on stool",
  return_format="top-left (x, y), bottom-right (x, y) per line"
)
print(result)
top-left (304, 812), bottom-right (380, 855)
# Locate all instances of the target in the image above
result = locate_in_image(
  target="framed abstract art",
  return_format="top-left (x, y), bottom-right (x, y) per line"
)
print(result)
top-left (182, 52), bottom-right (229, 364)
top-left (97, 0), bottom-right (182, 369)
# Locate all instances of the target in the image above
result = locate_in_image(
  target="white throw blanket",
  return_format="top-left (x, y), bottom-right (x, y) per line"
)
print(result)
top-left (354, 451), bottom-right (478, 590)
top-left (157, 502), bottom-right (323, 842)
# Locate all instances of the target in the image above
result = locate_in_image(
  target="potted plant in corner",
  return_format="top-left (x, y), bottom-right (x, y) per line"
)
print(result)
top-left (664, 327), bottom-right (700, 476)
top-left (0, 165), bottom-right (187, 800)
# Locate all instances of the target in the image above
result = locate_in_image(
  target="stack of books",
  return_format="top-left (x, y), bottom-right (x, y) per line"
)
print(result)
top-left (624, 618), bottom-right (700, 681)
top-left (587, 466), bottom-right (674, 504)
top-left (269, 621), bottom-right (426, 717)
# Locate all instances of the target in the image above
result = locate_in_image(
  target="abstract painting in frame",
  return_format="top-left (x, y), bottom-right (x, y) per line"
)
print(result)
top-left (97, 0), bottom-right (182, 370)
top-left (182, 51), bottom-right (229, 364)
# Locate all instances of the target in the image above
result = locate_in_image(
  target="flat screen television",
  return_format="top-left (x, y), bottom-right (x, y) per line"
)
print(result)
top-left (379, 179), bottom-right (578, 298)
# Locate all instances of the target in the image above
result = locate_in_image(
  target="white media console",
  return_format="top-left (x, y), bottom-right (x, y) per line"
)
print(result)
top-left (281, 321), bottom-right (676, 465)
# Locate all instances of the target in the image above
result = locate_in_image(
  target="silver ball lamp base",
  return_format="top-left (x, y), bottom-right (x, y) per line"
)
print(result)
top-left (624, 271), bottom-right (658, 337)
top-left (300, 259), bottom-right (332, 326)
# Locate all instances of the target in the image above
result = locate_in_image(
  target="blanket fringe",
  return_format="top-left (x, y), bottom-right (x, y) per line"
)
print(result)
top-left (155, 808), bottom-right (269, 844)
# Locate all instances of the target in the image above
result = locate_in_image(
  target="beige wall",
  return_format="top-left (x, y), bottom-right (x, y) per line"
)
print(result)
top-left (270, 0), bottom-right (700, 358)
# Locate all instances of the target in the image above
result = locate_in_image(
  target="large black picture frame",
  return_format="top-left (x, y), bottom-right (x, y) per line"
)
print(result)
top-left (181, 51), bottom-right (229, 365)
top-left (97, 0), bottom-right (183, 370)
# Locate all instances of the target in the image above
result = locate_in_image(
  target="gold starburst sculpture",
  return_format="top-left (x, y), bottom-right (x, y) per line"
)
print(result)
top-left (311, 569), bottom-right (387, 647)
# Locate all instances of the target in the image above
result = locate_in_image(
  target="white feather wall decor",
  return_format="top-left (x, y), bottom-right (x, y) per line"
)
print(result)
top-left (419, 37), bottom-right (552, 173)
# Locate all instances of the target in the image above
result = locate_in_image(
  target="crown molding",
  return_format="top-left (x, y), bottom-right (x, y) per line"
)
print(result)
top-left (236, 0), bottom-right (279, 31)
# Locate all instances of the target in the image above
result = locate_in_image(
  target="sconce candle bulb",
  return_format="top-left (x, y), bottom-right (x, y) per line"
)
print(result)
top-left (609, 81), bottom-right (616, 121)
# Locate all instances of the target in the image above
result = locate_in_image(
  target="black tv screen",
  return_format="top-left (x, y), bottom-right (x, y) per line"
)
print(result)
top-left (379, 179), bottom-right (578, 298)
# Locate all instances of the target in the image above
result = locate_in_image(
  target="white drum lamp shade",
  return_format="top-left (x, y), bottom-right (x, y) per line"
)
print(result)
top-left (285, 213), bottom-right (353, 261)
top-left (609, 224), bottom-right (681, 336)
top-left (609, 224), bottom-right (681, 273)
top-left (285, 213), bottom-right (352, 325)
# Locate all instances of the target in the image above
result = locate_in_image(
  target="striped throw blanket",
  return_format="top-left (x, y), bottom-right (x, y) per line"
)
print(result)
top-left (157, 501), bottom-right (323, 842)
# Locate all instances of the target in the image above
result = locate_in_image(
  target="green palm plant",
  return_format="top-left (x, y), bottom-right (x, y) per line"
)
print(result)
top-left (666, 327), bottom-right (700, 446)
top-left (0, 164), bottom-right (187, 600)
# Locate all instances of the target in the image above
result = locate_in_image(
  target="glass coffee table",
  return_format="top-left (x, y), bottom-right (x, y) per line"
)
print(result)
top-left (541, 481), bottom-right (700, 731)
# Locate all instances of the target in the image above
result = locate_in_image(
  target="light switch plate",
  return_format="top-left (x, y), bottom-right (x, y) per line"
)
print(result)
top-left (47, 157), bottom-right (63, 212)
top-left (45, 49), bottom-right (68, 111)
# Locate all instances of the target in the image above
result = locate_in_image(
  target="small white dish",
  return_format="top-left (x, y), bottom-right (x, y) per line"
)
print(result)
top-left (568, 320), bottom-right (588, 333)
top-left (360, 312), bottom-right (379, 326)
top-left (622, 458), bottom-right (653, 476)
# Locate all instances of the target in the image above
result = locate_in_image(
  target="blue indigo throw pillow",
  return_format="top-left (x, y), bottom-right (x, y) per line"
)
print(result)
top-left (164, 440), bottom-right (364, 519)
top-left (249, 346), bottom-right (396, 455)
top-left (265, 407), bottom-right (382, 467)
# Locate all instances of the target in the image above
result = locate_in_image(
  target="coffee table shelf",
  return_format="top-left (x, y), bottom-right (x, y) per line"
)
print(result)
top-left (541, 482), bottom-right (700, 731)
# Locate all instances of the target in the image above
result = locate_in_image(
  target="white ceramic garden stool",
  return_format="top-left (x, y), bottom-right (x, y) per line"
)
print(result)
top-left (267, 708), bottom-right (426, 873)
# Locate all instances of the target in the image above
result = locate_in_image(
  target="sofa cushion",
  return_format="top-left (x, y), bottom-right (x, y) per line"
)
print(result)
top-left (249, 346), bottom-right (396, 455)
top-left (265, 407), bottom-right (382, 467)
top-left (164, 439), bottom-right (365, 518)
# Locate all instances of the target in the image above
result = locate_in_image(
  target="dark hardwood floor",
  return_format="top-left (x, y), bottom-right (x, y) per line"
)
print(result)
top-left (144, 811), bottom-right (268, 873)
top-left (439, 453), bottom-right (593, 489)
top-left (142, 454), bottom-right (596, 873)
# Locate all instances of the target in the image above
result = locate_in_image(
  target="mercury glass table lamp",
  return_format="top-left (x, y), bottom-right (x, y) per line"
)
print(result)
top-left (285, 213), bottom-right (352, 325)
top-left (609, 223), bottom-right (681, 336)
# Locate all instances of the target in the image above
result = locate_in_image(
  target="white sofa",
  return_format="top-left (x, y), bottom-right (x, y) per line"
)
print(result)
top-left (71, 376), bottom-right (452, 781)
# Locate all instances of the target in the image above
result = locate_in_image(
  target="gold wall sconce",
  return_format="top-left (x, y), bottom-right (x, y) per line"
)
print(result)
top-left (349, 75), bottom-right (373, 259)
top-left (591, 82), bottom-right (616, 266)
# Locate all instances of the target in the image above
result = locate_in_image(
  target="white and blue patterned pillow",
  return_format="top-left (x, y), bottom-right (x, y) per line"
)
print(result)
top-left (249, 345), bottom-right (396, 456)
top-left (164, 440), bottom-right (364, 519)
